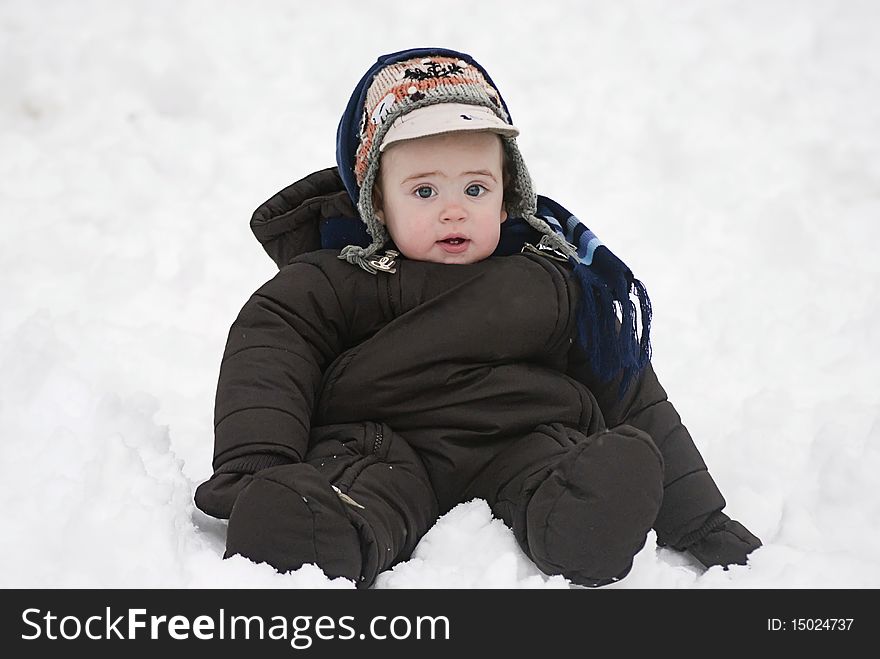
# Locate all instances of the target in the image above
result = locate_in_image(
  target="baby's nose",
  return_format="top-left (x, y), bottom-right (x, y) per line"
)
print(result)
top-left (440, 198), bottom-right (467, 222)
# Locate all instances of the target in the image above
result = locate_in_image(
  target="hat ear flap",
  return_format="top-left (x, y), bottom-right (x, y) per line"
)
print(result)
top-left (500, 137), bottom-right (536, 220)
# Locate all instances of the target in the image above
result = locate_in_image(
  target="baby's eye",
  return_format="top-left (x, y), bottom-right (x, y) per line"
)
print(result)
top-left (415, 186), bottom-right (435, 199)
top-left (465, 184), bottom-right (487, 197)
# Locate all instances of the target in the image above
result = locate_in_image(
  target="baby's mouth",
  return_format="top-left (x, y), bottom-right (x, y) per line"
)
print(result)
top-left (437, 236), bottom-right (470, 253)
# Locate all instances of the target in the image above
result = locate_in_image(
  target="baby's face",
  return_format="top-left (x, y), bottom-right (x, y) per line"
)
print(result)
top-left (375, 131), bottom-right (507, 264)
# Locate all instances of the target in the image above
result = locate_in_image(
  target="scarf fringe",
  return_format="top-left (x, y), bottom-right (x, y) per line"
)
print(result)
top-left (572, 263), bottom-right (652, 394)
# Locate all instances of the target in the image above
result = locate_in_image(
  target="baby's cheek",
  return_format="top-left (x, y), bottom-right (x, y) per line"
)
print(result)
top-left (388, 232), bottom-right (425, 261)
top-left (402, 226), bottom-right (436, 255)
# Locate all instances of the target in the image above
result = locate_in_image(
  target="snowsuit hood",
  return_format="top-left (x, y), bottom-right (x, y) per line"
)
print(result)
top-left (249, 167), bottom-right (357, 269)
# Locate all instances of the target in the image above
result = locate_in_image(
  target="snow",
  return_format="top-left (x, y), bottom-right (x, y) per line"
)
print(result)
top-left (1, 0), bottom-right (878, 589)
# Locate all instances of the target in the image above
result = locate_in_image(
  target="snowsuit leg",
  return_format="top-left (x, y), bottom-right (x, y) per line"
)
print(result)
top-left (224, 421), bottom-right (438, 588)
top-left (465, 423), bottom-right (665, 586)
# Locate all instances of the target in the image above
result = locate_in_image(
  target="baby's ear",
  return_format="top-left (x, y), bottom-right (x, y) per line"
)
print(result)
top-left (372, 185), bottom-right (385, 223)
top-left (500, 207), bottom-right (508, 224)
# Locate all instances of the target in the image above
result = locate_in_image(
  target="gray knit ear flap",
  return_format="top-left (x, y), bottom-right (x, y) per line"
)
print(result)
top-left (340, 128), bottom-right (392, 273)
top-left (502, 137), bottom-right (578, 260)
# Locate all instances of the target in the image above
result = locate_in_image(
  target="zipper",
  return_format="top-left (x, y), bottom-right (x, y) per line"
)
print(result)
top-left (332, 485), bottom-right (365, 510)
top-left (330, 422), bottom-right (385, 512)
top-left (372, 423), bottom-right (385, 454)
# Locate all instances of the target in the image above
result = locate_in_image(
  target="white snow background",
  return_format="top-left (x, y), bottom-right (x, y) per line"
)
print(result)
top-left (1, 0), bottom-right (878, 589)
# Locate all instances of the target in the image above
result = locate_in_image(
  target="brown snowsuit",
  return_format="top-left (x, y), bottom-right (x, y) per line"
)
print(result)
top-left (194, 168), bottom-right (727, 588)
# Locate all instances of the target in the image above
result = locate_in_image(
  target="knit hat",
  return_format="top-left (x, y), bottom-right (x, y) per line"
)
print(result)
top-left (335, 49), bottom-right (578, 273)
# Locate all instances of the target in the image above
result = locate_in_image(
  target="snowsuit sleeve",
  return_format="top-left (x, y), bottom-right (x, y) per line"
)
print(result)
top-left (568, 350), bottom-right (727, 548)
top-left (194, 259), bottom-right (350, 520)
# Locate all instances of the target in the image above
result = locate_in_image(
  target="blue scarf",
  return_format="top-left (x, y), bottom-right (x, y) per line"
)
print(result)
top-left (535, 196), bottom-right (652, 392)
top-left (319, 195), bottom-right (652, 392)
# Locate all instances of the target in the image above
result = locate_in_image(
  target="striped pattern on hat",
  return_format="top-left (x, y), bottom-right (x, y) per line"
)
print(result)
top-left (354, 57), bottom-right (506, 186)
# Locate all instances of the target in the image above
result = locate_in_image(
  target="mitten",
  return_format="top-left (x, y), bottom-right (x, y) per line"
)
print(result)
top-left (676, 511), bottom-right (762, 569)
top-left (224, 463), bottom-right (362, 581)
top-left (194, 453), bottom-right (295, 520)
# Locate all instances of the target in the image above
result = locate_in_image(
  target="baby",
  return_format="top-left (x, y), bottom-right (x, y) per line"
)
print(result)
top-left (194, 47), bottom-right (761, 588)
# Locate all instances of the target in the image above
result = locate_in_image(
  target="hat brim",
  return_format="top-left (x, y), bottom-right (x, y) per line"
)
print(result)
top-left (379, 103), bottom-right (519, 152)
